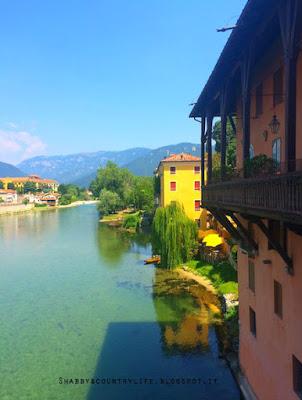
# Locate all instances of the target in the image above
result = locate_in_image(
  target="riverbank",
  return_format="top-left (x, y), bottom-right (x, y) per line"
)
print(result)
top-left (175, 260), bottom-right (251, 398)
top-left (0, 200), bottom-right (98, 216)
top-left (0, 203), bottom-right (35, 215)
top-left (58, 200), bottom-right (98, 209)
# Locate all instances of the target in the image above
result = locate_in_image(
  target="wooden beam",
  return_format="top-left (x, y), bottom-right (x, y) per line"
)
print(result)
top-left (255, 219), bottom-right (293, 275)
top-left (241, 46), bottom-right (254, 172)
top-left (228, 212), bottom-right (258, 254)
top-left (209, 208), bottom-right (253, 255)
top-left (220, 82), bottom-right (229, 181)
top-left (278, 0), bottom-right (299, 172)
top-left (201, 117), bottom-right (206, 186)
top-left (206, 114), bottom-right (213, 183)
top-left (228, 115), bottom-right (236, 136)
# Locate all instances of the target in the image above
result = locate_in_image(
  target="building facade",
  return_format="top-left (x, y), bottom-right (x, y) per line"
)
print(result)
top-left (0, 189), bottom-right (18, 204)
top-left (156, 153), bottom-right (207, 228)
top-left (190, 1), bottom-right (302, 399)
top-left (1, 175), bottom-right (58, 192)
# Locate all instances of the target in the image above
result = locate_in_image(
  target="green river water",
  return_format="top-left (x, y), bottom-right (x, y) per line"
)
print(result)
top-left (0, 205), bottom-right (240, 400)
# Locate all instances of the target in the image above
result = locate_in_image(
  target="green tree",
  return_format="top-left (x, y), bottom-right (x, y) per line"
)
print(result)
top-left (97, 189), bottom-right (121, 216)
top-left (90, 162), bottom-right (134, 206)
top-left (90, 162), bottom-right (154, 214)
top-left (58, 184), bottom-right (84, 205)
top-left (212, 119), bottom-right (236, 168)
top-left (152, 202), bottom-right (197, 269)
top-left (23, 181), bottom-right (37, 193)
top-left (132, 176), bottom-right (154, 214)
top-left (7, 182), bottom-right (16, 190)
top-left (0, 181), bottom-right (3, 189)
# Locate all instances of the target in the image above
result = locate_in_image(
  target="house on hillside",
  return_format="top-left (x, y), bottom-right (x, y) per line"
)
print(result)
top-left (190, 1), bottom-right (302, 399)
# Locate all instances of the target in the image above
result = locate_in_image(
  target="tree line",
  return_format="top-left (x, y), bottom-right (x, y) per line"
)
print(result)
top-left (89, 161), bottom-right (154, 216)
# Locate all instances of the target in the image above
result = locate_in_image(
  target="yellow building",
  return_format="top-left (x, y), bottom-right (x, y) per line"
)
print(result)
top-left (156, 153), bottom-right (207, 228)
top-left (1, 175), bottom-right (58, 192)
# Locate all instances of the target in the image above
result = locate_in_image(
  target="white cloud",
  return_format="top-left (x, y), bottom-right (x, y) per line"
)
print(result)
top-left (0, 129), bottom-right (47, 165)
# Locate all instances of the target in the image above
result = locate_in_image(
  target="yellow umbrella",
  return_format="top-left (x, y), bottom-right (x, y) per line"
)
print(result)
top-left (202, 233), bottom-right (223, 248)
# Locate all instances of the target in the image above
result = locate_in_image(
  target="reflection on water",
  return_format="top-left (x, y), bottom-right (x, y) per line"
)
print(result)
top-left (96, 224), bottom-right (151, 265)
top-left (0, 208), bottom-right (60, 243)
top-left (0, 205), bottom-right (239, 400)
top-left (153, 268), bottom-right (221, 354)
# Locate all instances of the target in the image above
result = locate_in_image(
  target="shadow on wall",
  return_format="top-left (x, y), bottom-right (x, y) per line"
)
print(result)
top-left (86, 321), bottom-right (240, 400)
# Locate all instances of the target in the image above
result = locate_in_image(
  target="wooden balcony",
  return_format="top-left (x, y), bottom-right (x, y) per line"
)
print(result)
top-left (202, 172), bottom-right (302, 225)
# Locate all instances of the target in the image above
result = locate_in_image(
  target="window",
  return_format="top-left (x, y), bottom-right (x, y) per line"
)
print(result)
top-left (194, 166), bottom-right (200, 174)
top-left (293, 355), bottom-right (302, 398)
top-left (248, 261), bottom-right (255, 293)
top-left (249, 144), bottom-right (255, 159)
top-left (274, 280), bottom-right (283, 319)
top-left (194, 181), bottom-right (200, 191)
top-left (272, 138), bottom-right (281, 165)
top-left (195, 200), bottom-right (201, 211)
top-left (249, 307), bottom-right (256, 337)
top-left (273, 68), bottom-right (283, 107)
top-left (267, 219), bottom-right (287, 251)
top-left (255, 83), bottom-right (263, 117)
top-left (170, 166), bottom-right (176, 174)
top-left (170, 181), bottom-right (176, 191)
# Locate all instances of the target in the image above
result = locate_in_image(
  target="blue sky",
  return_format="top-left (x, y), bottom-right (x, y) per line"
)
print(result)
top-left (0, 0), bottom-right (246, 164)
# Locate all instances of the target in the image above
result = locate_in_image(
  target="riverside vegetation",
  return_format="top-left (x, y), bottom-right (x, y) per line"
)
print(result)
top-left (90, 161), bottom-right (155, 229)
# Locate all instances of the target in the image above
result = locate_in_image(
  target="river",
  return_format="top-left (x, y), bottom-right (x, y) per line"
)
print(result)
top-left (0, 205), bottom-right (240, 400)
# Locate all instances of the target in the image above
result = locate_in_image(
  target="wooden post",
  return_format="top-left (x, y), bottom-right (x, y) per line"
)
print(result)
top-left (220, 83), bottom-right (229, 181)
top-left (278, 0), bottom-right (299, 172)
top-left (241, 47), bottom-right (253, 175)
top-left (206, 114), bottom-right (213, 183)
top-left (201, 117), bottom-right (206, 186)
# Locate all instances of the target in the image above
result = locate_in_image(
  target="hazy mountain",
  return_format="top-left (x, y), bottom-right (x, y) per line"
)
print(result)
top-left (124, 143), bottom-right (201, 176)
top-left (17, 143), bottom-right (201, 187)
top-left (17, 148), bottom-right (150, 184)
top-left (0, 161), bottom-right (25, 178)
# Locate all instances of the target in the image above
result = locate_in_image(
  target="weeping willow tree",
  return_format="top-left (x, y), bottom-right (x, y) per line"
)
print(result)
top-left (152, 202), bottom-right (198, 269)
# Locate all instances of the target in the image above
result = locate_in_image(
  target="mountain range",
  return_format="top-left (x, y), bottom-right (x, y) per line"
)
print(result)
top-left (0, 161), bottom-right (25, 178)
top-left (15, 143), bottom-right (201, 187)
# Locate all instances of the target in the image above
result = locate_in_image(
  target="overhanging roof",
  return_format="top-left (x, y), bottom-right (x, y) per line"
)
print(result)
top-left (190, 0), bottom-right (277, 118)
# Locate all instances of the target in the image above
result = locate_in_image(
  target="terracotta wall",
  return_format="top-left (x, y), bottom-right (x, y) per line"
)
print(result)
top-left (238, 221), bottom-right (302, 400)
top-left (236, 38), bottom-right (302, 169)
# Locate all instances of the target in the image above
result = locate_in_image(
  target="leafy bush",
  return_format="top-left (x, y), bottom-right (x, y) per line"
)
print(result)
top-left (22, 198), bottom-right (29, 205)
top-left (90, 162), bottom-right (154, 214)
top-left (34, 203), bottom-right (47, 208)
top-left (123, 213), bottom-right (141, 230)
top-left (97, 189), bottom-right (121, 216)
top-left (244, 154), bottom-right (278, 178)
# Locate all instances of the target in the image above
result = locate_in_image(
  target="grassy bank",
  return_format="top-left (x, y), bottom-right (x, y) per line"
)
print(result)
top-left (185, 259), bottom-right (239, 354)
top-left (186, 259), bottom-right (238, 297)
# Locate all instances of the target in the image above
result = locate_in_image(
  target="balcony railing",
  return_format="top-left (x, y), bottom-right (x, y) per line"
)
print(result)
top-left (202, 171), bottom-right (302, 224)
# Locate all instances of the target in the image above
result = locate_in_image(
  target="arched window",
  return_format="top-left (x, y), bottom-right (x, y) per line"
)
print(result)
top-left (272, 138), bottom-right (281, 164)
top-left (249, 144), bottom-right (255, 159)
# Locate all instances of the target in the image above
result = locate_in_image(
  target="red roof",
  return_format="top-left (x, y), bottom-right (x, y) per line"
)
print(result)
top-left (0, 189), bottom-right (17, 194)
top-left (3, 176), bottom-right (58, 184)
top-left (161, 153), bottom-right (200, 162)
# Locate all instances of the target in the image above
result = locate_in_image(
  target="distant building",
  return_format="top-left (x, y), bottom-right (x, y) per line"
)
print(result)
top-left (0, 189), bottom-right (18, 204)
top-left (156, 153), bottom-right (207, 228)
top-left (0, 175), bottom-right (58, 192)
top-left (23, 192), bottom-right (60, 206)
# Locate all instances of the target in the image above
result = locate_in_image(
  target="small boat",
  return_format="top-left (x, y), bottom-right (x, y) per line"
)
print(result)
top-left (144, 255), bottom-right (161, 265)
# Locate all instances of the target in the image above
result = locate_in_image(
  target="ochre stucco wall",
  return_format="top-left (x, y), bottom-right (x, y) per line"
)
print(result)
top-left (159, 161), bottom-right (206, 228)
